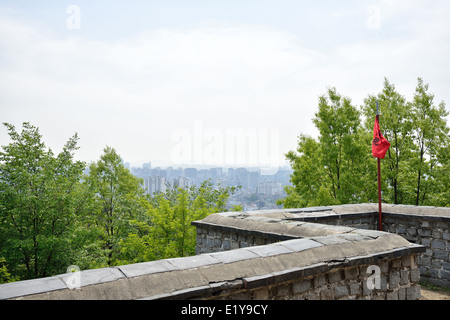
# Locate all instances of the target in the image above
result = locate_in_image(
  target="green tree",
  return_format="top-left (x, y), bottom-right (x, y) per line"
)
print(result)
top-left (280, 78), bottom-right (450, 209)
top-left (279, 88), bottom-right (369, 208)
top-left (409, 78), bottom-right (449, 206)
top-left (117, 181), bottom-right (239, 263)
top-left (84, 146), bottom-right (147, 266)
top-left (361, 78), bottom-right (414, 204)
top-left (0, 122), bottom-right (88, 280)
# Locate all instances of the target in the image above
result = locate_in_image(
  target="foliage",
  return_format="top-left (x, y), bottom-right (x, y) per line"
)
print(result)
top-left (83, 146), bottom-right (148, 266)
top-left (117, 181), bottom-right (240, 263)
top-left (0, 122), bottom-right (89, 279)
top-left (279, 78), bottom-right (450, 208)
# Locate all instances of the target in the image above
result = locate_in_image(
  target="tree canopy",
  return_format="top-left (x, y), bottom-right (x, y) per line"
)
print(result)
top-left (278, 78), bottom-right (450, 208)
top-left (0, 125), bottom-right (238, 282)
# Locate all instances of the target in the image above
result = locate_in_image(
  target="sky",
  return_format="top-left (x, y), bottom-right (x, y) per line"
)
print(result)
top-left (1, 1), bottom-right (449, 173)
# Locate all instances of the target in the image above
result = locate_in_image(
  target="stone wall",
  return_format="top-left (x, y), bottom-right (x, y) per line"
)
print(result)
top-left (0, 231), bottom-right (423, 300)
top-left (193, 204), bottom-right (450, 288)
top-left (218, 255), bottom-right (421, 300)
top-left (382, 209), bottom-right (450, 287)
top-left (2, 203), bottom-right (448, 300)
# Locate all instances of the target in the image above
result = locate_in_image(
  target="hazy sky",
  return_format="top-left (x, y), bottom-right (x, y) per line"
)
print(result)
top-left (1, 1), bottom-right (449, 171)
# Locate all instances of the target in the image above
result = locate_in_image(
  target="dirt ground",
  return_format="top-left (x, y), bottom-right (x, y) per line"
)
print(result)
top-left (420, 287), bottom-right (450, 300)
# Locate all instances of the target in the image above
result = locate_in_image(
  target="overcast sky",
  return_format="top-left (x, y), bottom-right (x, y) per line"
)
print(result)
top-left (1, 1), bottom-right (449, 171)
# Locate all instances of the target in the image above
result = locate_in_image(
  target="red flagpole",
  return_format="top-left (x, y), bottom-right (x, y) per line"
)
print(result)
top-left (376, 102), bottom-right (382, 231)
top-left (377, 155), bottom-right (382, 231)
top-left (373, 101), bottom-right (390, 231)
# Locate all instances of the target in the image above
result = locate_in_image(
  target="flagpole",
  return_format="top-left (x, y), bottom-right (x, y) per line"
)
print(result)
top-left (376, 101), bottom-right (382, 231)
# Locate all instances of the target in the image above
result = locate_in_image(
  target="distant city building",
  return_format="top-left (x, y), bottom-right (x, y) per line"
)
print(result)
top-left (145, 176), bottom-right (167, 196)
top-left (130, 162), bottom-right (292, 209)
top-left (257, 181), bottom-right (283, 196)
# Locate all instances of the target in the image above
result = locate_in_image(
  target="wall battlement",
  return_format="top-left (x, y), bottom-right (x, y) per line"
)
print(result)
top-left (0, 203), bottom-right (448, 300)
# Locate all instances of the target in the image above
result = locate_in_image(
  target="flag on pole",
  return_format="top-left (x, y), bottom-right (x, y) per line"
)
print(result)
top-left (373, 102), bottom-right (390, 231)
top-left (372, 115), bottom-right (390, 159)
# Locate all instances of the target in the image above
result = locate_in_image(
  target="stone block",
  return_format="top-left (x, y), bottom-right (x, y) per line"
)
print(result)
top-left (252, 287), bottom-right (269, 300)
top-left (167, 254), bottom-right (221, 270)
top-left (421, 238), bottom-right (431, 247)
top-left (386, 290), bottom-right (398, 300)
top-left (328, 270), bottom-right (343, 283)
top-left (407, 227), bottom-right (417, 235)
top-left (320, 288), bottom-right (334, 300)
top-left (209, 248), bottom-right (259, 263)
top-left (434, 250), bottom-right (448, 260)
top-left (410, 268), bottom-right (421, 283)
top-left (279, 238), bottom-right (323, 252)
top-left (314, 274), bottom-right (327, 288)
top-left (391, 258), bottom-right (401, 269)
top-left (344, 267), bottom-right (358, 281)
top-left (418, 228), bottom-right (431, 237)
top-left (442, 270), bottom-right (450, 281)
top-left (222, 239), bottom-right (231, 250)
top-left (431, 239), bottom-right (446, 250)
top-left (406, 285), bottom-right (421, 300)
top-left (398, 287), bottom-right (406, 300)
top-left (432, 230), bottom-right (443, 239)
top-left (293, 279), bottom-right (311, 294)
top-left (0, 276), bottom-right (67, 300)
top-left (389, 271), bottom-right (400, 289)
top-left (349, 282), bottom-right (361, 296)
top-left (402, 255), bottom-right (412, 267)
top-left (334, 284), bottom-right (349, 299)
top-left (400, 270), bottom-right (409, 285)
top-left (118, 260), bottom-right (177, 278)
top-left (245, 243), bottom-right (292, 257)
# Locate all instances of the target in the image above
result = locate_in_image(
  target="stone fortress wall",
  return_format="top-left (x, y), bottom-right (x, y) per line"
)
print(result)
top-left (0, 203), bottom-right (448, 300)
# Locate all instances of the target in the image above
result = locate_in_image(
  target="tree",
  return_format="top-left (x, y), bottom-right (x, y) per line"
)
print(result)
top-left (0, 122), bottom-right (88, 280)
top-left (117, 181), bottom-right (239, 263)
top-left (279, 88), bottom-right (369, 208)
top-left (409, 78), bottom-right (449, 206)
top-left (84, 146), bottom-right (147, 266)
top-left (280, 78), bottom-right (450, 209)
top-left (361, 78), bottom-right (414, 204)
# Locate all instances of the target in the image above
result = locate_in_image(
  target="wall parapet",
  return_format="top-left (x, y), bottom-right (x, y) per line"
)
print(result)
top-left (193, 203), bottom-right (450, 287)
top-left (0, 230), bottom-right (423, 300)
top-left (2, 203), bottom-right (448, 300)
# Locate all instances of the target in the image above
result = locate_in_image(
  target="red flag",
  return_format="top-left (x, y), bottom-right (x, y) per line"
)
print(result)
top-left (372, 115), bottom-right (390, 158)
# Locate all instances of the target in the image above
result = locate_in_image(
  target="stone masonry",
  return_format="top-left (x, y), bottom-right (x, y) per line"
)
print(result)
top-left (193, 203), bottom-right (450, 288)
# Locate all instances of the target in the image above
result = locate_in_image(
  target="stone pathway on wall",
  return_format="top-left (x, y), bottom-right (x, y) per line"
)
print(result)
top-left (420, 287), bottom-right (450, 300)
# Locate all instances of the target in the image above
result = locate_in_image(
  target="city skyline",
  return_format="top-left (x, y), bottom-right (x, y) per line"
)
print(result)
top-left (128, 160), bottom-right (292, 209)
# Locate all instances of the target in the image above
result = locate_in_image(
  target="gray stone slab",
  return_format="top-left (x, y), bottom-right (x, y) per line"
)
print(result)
top-left (57, 267), bottom-right (125, 288)
top-left (311, 235), bottom-right (350, 245)
top-left (245, 243), bottom-right (294, 257)
top-left (0, 276), bottom-right (66, 300)
top-left (117, 259), bottom-right (177, 278)
top-left (167, 254), bottom-right (221, 270)
top-left (209, 248), bottom-right (260, 264)
top-left (335, 233), bottom-right (376, 242)
top-left (289, 207), bottom-right (332, 213)
top-left (279, 238), bottom-right (323, 252)
top-left (353, 228), bottom-right (387, 238)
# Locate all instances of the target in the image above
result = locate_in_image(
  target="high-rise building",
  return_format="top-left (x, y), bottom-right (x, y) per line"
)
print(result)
top-left (146, 176), bottom-right (167, 196)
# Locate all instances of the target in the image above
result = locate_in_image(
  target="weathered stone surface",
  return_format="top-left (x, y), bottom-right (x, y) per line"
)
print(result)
top-left (118, 259), bottom-right (177, 278)
top-left (0, 276), bottom-right (66, 300)
top-left (4, 204), bottom-right (447, 300)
